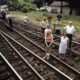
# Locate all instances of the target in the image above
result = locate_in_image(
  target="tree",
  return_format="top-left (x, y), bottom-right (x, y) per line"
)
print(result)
top-left (6, 0), bottom-right (36, 12)
top-left (67, 0), bottom-right (80, 15)
top-left (0, 0), bottom-right (6, 5)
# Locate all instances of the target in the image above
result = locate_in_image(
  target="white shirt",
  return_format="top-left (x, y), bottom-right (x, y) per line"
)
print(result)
top-left (61, 36), bottom-right (69, 44)
top-left (64, 25), bottom-right (75, 34)
top-left (6, 14), bottom-right (12, 22)
top-left (24, 16), bottom-right (29, 22)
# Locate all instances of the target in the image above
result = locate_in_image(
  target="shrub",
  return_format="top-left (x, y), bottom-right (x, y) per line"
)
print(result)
top-left (20, 6), bottom-right (29, 13)
top-left (42, 12), bottom-right (48, 17)
top-left (6, 0), bottom-right (36, 12)
top-left (20, 3), bottom-right (36, 12)
top-left (36, 18), bottom-right (41, 21)
top-left (9, 7), bottom-right (15, 11)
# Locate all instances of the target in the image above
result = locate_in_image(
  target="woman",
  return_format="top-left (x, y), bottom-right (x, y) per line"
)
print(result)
top-left (59, 32), bottom-right (69, 60)
top-left (40, 19), bottom-right (47, 34)
top-left (44, 31), bottom-right (53, 60)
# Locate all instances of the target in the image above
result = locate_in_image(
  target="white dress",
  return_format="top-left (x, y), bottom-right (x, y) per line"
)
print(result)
top-left (59, 36), bottom-right (69, 54)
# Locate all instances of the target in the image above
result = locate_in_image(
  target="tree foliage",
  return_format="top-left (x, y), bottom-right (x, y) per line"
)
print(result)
top-left (6, 0), bottom-right (36, 12)
top-left (67, 0), bottom-right (80, 15)
top-left (54, 0), bottom-right (80, 15)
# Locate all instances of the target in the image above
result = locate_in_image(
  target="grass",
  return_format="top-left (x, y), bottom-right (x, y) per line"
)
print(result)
top-left (11, 11), bottom-right (80, 37)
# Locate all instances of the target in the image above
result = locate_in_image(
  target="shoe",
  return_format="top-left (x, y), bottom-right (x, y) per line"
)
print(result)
top-left (43, 56), bottom-right (46, 59)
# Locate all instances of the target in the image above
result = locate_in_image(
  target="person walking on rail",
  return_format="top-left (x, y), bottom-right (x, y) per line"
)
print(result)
top-left (64, 21), bottom-right (76, 49)
top-left (59, 32), bottom-right (69, 60)
top-left (6, 13), bottom-right (13, 31)
top-left (44, 29), bottom-right (53, 60)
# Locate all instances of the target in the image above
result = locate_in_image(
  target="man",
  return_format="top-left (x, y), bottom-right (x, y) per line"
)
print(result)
top-left (64, 21), bottom-right (76, 49)
top-left (56, 13), bottom-right (62, 25)
top-left (6, 13), bottom-right (13, 31)
top-left (55, 23), bottom-right (61, 35)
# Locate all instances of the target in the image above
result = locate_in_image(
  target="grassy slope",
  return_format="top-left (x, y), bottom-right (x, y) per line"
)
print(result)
top-left (11, 11), bottom-right (80, 37)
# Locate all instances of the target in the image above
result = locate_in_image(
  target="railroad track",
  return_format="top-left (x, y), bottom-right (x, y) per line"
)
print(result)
top-left (13, 20), bottom-right (80, 41)
top-left (0, 52), bottom-right (22, 80)
top-left (11, 21), bottom-right (80, 56)
top-left (13, 20), bottom-right (80, 55)
top-left (11, 21), bottom-right (80, 55)
top-left (0, 26), bottom-right (73, 80)
top-left (0, 22), bottom-right (80, 80)
top-left (13, 20), bottom-right (80, 51)
top-left (12, 22), bottom-right (80, 72)
top-left (12, 21), bottom-right (80, 77)
top-left (1, 17), bottom-right (80, 42)
top-left (0, 32), bottom-right (44, 80)
top-left (0, 18), bottom-right (80, 79)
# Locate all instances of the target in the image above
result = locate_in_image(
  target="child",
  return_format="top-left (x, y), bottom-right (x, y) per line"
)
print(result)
top-left (44, 32), bottom-right (53, 60)
top-left (59, 32), bottom-right (69, 60)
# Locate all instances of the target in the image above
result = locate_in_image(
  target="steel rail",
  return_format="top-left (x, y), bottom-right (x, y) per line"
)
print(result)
top-left (0, 31), bottom-right (44, 80)
top-left (13, 28), bottom-right (80, 78)
top-left (0, 52), bottom-right (23, 80)
top-left (13, 25), bottom-right (80, 56)
top-left (0, 29), bottom-right (73, 80)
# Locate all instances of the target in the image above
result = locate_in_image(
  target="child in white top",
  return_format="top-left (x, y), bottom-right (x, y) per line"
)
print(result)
top-left (59, 32), bottom-right (69, 60)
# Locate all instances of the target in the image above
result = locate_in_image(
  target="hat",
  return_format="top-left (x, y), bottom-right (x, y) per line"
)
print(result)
top-left (44, 18), bottom-right (46, 20)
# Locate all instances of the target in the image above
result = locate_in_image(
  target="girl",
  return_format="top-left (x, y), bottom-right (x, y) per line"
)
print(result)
top-left (44, 32), bottom-right (53, 60)
top-left (59, 32), bottom-right (69, 60)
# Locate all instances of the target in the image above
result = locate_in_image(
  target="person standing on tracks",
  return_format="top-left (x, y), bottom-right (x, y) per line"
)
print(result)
top-left (64, 21), bottom-right (76, 49)
top-left (47, 15), bottom-right (52, 22)
top-left (46, 15), bottom-right (53, 28)
top-left (54, 23), bottom-right (61, 35)
top-left (56, 13), bottom-right (62, 25)
top-left (59, 32), bottom-right (69, 60)
top-left (44, 31), bottom-right (53, 60)
top-left (40, 18), bottom-right (47, 34)
top-left (44, 26), bottom-right (53, 60)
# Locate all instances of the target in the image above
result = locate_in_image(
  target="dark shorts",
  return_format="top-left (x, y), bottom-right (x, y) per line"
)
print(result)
top-left (41, 27), bottom-right (45, 33)
top-left (55, 29), bottom-right (61, 35)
